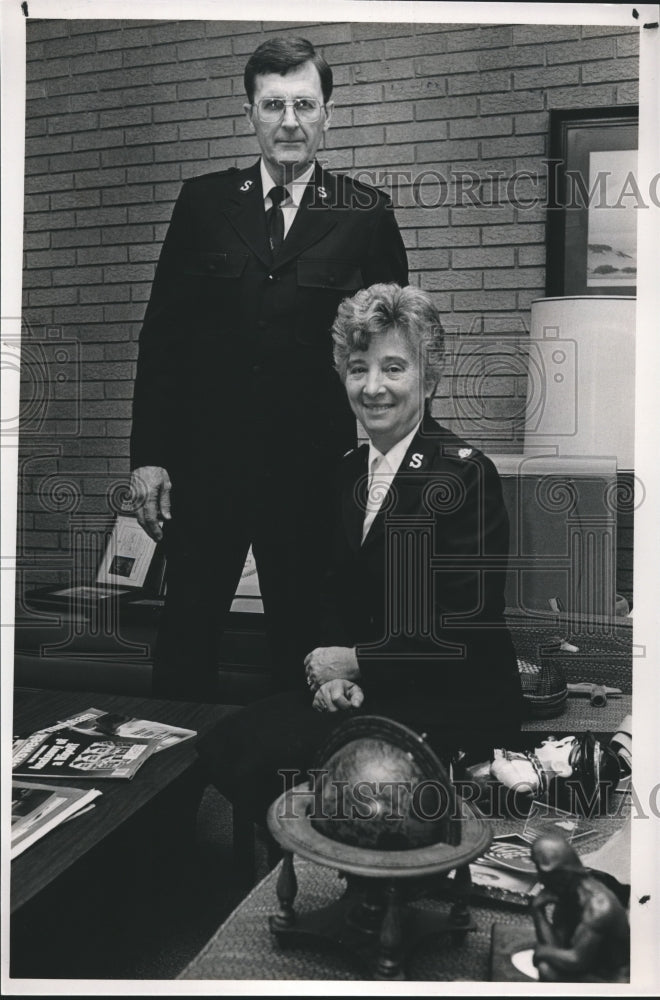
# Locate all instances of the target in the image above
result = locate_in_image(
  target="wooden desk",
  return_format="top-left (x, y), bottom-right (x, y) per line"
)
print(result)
top-left (11, 687), bottom-right (239, 913)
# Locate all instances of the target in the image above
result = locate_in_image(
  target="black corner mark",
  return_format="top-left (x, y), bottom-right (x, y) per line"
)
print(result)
top-left (21, 1), bottom-right (29, 16)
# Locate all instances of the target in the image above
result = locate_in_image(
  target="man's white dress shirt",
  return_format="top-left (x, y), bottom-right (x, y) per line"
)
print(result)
top-left (260, 159), bottom-right (315, 240)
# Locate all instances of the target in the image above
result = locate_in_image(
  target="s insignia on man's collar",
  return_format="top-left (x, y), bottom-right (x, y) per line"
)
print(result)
top-left (458, 447), bottom-right (473, 459)
top-left (239, 179), bottom-right (254, 192)
top-left (409, 453), bottom-right (424, 469)
top-left (318, 185), bottom-right (328, 199)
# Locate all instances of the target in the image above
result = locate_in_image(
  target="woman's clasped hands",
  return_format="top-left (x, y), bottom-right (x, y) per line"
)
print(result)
top-left (304, 646), bottom-right (364, 712)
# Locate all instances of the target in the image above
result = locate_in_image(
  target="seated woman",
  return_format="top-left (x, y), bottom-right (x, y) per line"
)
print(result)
top-left (197, 283), bottom-right (523, 821)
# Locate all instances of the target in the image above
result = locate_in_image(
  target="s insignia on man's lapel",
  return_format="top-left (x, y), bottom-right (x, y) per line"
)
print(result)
top-left (239, 179), bottom-right (254, 192)
top-left (318, 185), bottom-right (328, 199)
top-left (409, 453), bottom-right (424, 469)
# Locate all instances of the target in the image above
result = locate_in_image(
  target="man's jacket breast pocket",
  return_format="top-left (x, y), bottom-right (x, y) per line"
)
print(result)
top-left (297, 258), bottom-right (363, 292)
top-left (182, 250), bottom-right (249, 279)
top-left (296, 258), bottom-right (364, 346)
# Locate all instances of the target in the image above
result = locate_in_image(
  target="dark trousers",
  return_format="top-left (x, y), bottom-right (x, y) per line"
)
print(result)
top-left (196, 689), bottom-right (523, 825)
top-left (152, 467), bottom-right (334, 701)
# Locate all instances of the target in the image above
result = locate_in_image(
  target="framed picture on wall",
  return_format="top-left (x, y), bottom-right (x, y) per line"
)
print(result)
top-left (546, 106), bottom-right (639, 297)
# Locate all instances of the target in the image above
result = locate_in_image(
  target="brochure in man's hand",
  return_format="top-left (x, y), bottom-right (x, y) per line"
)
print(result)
top-left (12, 727), bottom-right (156, 780)
top-left (11, 781), bottom-right (102, 858)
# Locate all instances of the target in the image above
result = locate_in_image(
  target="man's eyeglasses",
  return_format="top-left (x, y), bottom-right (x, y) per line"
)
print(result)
top-left (253, 98), bottom-right (324, 123)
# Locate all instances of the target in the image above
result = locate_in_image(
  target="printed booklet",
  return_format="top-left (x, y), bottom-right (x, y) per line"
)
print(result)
top-left (469, 803), bottom-right (596, 902)
top-left (12, 727), bottom-right (155, 780)
top-left (49, 707), bottom-right (197, 753)
top-left (474, 834), bottom-right (540, 875)
top-left (11, 781), bottom-right (102, 858)
top-left (23, 706), bottom-right (197, 753)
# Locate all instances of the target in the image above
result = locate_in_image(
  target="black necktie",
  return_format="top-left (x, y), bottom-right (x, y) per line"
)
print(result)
top-left (266, 185), bottom-right (287, 254)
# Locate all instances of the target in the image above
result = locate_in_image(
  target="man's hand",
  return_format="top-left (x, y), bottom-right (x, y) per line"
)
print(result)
top-left (130, 466), bottom-right (172, 541)
top-left (312, 679), bottom-right (364, 713)
top-left (304, 646), bottom-right (360, 692)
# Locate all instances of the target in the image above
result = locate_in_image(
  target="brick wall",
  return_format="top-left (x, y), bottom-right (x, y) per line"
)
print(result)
top-left (18, 18), bottom-right (637, 601)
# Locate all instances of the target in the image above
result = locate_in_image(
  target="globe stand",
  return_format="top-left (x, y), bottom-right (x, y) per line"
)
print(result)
top-left (266, 717), bottom-right (492, 980)
top-left (269, 851), bottom-right (477, 981)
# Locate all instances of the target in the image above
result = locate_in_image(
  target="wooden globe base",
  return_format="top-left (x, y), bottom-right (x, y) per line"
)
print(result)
top-left (269, 851), bottom-right (476, 981)
top-left (266, 718), bottom-right (492, 979)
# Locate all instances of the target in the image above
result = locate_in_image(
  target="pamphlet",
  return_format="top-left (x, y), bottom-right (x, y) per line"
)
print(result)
top-left (474, 804), bottom-right (596, 879)
top-left (12, 727), bottom-right (155, 780)
top-left (95, 514), bottom-right (157, 589)
top-left (522, 801), bottom-right (596, 844)
top-left (41, 707), bottom-right (197, 753)
top-left (473, 834), bottom-right (539, 876)
top-left (50, 585), bottom-right (132, 600)
top-left (470, 861), bottom-right (542, 899)
top-left (11, 781), bottom-right (102, 858)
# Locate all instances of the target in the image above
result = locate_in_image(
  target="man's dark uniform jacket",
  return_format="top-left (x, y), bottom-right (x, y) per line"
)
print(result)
top-left (197, 414), bottom-right (523, 820)
top-left (130, 160), bottom-right (408, 697)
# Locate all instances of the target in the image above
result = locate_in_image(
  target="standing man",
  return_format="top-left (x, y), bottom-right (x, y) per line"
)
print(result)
top-left (130, 37), bottom-right (408, 700)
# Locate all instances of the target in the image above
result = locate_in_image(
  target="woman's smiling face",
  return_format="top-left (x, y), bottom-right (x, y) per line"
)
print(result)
top-left (344, 329), bottom-right (430, 453)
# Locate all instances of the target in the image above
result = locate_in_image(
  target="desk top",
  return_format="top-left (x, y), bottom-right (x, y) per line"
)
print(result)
top-left (11, 687), bottom-right (238, 912)
top-left (180, 816), bottom-right (628, 983)
top-left (522, 694), bottom-right (631, 733)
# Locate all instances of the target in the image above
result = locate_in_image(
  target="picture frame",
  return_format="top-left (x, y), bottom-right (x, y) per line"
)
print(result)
top-left (545, 106), bottom-right (639, 297)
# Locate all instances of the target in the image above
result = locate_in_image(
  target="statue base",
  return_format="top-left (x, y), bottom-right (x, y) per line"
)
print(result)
top-left (489, 924), bottom-right (538, 981)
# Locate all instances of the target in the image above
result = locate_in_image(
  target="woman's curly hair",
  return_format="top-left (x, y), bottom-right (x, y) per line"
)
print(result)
top-left (332, 283), bottom-right (444, 393)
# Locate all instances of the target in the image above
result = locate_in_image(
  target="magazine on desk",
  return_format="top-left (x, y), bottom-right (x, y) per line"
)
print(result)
top-left (23, 706), bottom-right (197, 753)
top-left (12, 727), bottom-right (156, 780)
top-left (474, 810), bottom-right (596, 878)
top-left (467, 803), bottom-right (597, 905)
top-left (11, 781), bottom-right (102, 859)
top-left (41, 707), bottom-right (197, 753)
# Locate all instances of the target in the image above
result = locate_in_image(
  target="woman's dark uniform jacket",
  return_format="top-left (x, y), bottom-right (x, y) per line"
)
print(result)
top-left (129, 160), bottom-right (408, 695)
top-left (197, 414), bottom-right (524, 819)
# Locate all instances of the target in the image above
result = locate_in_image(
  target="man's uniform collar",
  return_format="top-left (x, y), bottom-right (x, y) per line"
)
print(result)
top-left (259, 158), bottom-right (316, 206)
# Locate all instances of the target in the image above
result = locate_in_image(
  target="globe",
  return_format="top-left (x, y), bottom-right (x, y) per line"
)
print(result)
top-left (309, 715), bottom-right (462, 851)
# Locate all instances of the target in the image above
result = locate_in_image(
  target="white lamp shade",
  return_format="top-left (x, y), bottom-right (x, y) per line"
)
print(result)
top-left (524, 296), bottom-right (635, 471)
